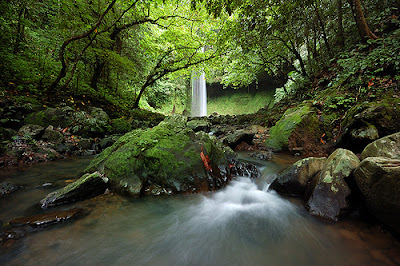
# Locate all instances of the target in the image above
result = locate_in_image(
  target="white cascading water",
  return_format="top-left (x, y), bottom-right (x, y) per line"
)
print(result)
top-left (191, 48), bottom-right (207, 117)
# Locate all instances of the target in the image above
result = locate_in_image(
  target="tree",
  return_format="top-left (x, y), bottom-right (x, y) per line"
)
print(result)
top-left (348, 0), bottom-right (379, 42)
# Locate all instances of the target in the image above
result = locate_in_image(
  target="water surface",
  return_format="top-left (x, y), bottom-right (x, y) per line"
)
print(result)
top-left (1, 156), bottom-right (399, 265)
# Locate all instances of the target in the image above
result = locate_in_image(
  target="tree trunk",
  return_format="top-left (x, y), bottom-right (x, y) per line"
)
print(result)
top-left (337, 0), bottom-right (345, 48)
top-left (49, 0), bottom-right (117, 92)
top-left (313, 1), bottom-right (332, 56)
top-left (348, 0), bottom-right (379, 42)
top-left (13, 7), bottom-right (25, 54)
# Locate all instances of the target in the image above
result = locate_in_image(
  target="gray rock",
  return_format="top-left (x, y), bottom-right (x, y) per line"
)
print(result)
top-left (18, 124), bottom-right (44, 139)
top-left (42, 125), bottom-right (64, 144)
top-left (306, 149), bottom-right (360, 221)
top-left (354, 157), bottom-right (400, 233)
top-left (40, 172), bottom-right (108, 208)
top-left (361, 132), bottom-right (400, 160)
top-left (222, 129), bottom-right (255, 149)
top-left (271, 157), bottom-right (326, 196)
top-left (187, 119), bottom-right (211, 132)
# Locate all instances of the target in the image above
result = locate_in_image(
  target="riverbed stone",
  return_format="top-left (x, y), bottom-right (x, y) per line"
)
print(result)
top-left (40, 172), bottom-right (108, 208)
top-left (222, 129), bottom-right (255, 149)
top-left (354, 157), bottom-right (400, 233)
top-left (361, 132), bottom-right (400, 160)
top-left (0, 181), bottom-right (21, 197)
top-left (84, 115), bottom-right (257, 197)
top-left (271, 157), bottom-right (326, 196)
top-left (306, 149), bottom-right (360, 221)
top-left (9, 208), bottom-right (83, 227)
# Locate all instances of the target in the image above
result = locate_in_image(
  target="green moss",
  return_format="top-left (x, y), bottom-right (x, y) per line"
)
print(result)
top-left (266, 105), bottom-right (314, 150)
top-left (84, 115), bottom-right (230, 195)
top-left (25, 110), bottom-right (47, 127)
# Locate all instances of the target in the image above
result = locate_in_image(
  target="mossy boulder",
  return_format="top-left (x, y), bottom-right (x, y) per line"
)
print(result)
top-left (187, 119), bottom-right (211, 132)
top-left (270, 157), bottom-right (326, 196)
top-left (265, 104), bottom-right (323, 154)
top-left (361, 132), bottom-right (400, 160)
top-left (84, 115), bottom-right (256, 197)
top-left (340, 103), bottom-right (400, 153)
top-left (306, 148), bottom-right (360, 221)
top-left (354, 157), bottom-right (400, 233)
top-left (25, 106), bottom-right (75, 128)
top-left (40, 172), bottom-right (108, 208)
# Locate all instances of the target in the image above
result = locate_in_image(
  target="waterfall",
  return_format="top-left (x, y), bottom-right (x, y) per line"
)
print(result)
top-left (191, 48), bottom-right (207, 117)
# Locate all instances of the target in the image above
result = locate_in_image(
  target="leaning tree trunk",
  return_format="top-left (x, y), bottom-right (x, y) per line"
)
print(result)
top-left (49, 0), bottom-right (117, 94)
top-left (348, 0), bottom-right (379, 43)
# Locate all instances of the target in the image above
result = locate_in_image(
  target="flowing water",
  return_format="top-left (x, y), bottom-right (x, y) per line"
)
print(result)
top-left (1, 156), bottom-right (400, 265)
top-left (191, 48), bottom-right (207, 117)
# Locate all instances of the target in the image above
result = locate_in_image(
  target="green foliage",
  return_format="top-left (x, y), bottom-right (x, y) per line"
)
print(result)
top-left (208, 91), bottom-right (275, 115)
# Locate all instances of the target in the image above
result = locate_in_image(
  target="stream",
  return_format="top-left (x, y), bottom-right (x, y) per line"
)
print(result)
top-left (1, 155), bottom-right (400, 265)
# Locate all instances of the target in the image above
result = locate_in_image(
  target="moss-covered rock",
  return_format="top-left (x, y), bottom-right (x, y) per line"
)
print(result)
top-left (84, 115), bottom-right (256, 197)
top-left (25, 106), bottom-right (75, 128)
top-left (361, 132), bottom-right (400, 160)
top-left (40, 172), bottom-right (108, 208)
top-left (265, 104), bottom-right (324, 154)
top-left (306, 148), bottom-right (360, 221)
top-left (340, 103), bottom-right (400, 153)
top-left (354, 157), bottom-right (400, 233)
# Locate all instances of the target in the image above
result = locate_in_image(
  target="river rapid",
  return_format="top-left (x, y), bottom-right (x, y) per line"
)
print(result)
top-left (1, 155), bottom-right (400, 265)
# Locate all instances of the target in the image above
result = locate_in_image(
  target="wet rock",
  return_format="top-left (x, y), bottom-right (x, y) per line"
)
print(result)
top-left (271, 157), bottom-right (326, 196)
top-left (18, 124), bottom-right (44, 139)
top-left (99, 135), bottom-right (121, 150)
top-left (76, 138), bottom-right (93, 150)
top-left (354, 157), bottom-right (400, 233)
top-left (84, 115), bottom-right (257, 197)
top-left (306, 149), bottom-right (360, 221)
top-left (0, 182), bottom-right (21, 196)
top-left (340, 104), bottom-right (400, 153)
top-left (265, 104), bottom-right (323, 154)
top-left (249, 151), bottom-right (272, 161)
top-left (41, 125), bottom-right (64, 144)
top-left (222, 129), bottom-right (254, 149)
top-left (40, 172), bottom-right (108, 208)
top-left (187, 119), bottom-right (211, 132)
top-left (361, 132), bottom-right (400, 160)
top-left (9, 208), bottom-right (83, 227)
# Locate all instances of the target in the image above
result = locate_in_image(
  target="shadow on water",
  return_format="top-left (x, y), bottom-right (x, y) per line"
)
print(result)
top-left (1, 154), bottom-right (400, 265)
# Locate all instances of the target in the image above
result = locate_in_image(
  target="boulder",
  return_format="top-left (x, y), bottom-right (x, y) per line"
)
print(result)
top-left (99, 135), bottom-right (121, 150)
top-left (306, 149), bottom-right (360, 221)
top-left (361, 132), bottom-right (400, 160)
top-left (270, 157), bottom-right (326, 196)
top-left (187, 119), bottom-right (211, 132)
top-left (222, 129), bottom-right (255, 149)
top-left (40, 172), bottom-right (108, 208)
top-left (41, 125), bottom-right (64, 144)
top-left (18, 124), bottom-right (44, 139)
top-left (84, 115), bottom-right (258, 197)
top-left (25, 106), bottom-right (75, 128)
top-left (340, 104), bottom-right (400, 153)
top-left (354, 157), bottom-right (400, 233)
top-left (265, 104), bottom-right (323, 154)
